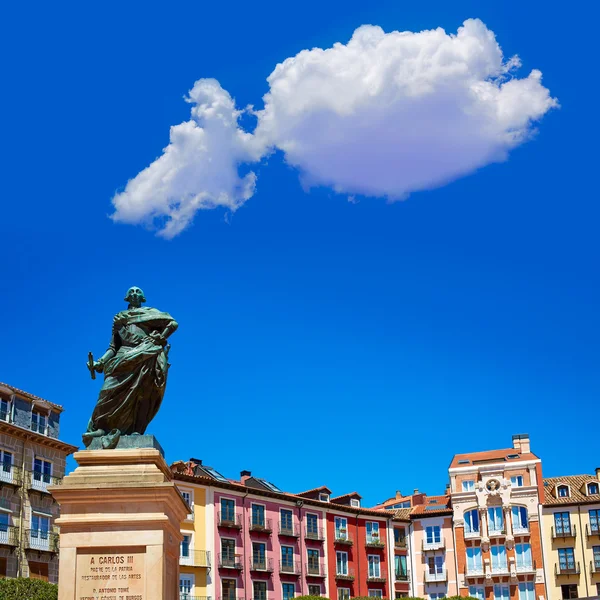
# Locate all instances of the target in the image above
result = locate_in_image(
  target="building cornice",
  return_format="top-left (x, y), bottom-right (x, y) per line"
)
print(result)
top-left (0, 420), bottom-right (78, 454)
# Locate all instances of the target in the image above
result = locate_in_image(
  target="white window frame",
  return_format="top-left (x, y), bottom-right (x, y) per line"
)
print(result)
top-left (518, 582), bottom-right (535, 600)
top-left (31, 409), bottom-right (48, 435)
top-left (368, 554), bottom-right (381, 578)
top-left (511, 475), bottom-right (524, 487)
top-left (251, 502), bottom-right (267, 527)
top-left (336, 550), bottom-right (348, 575)
top-left (557, 484), bottom-right (571, 498)
top-left (338, 588), bottom-right (350, 600)
top-left (494, 584), bottom-right (510, 600)
top-left (490, 544), bottom-right (507, 573)
top-left (308, 584), bottom-right (321, 597)
top-left (368, 590), bottom-right (383, 598)
top-left (282, 582), bottom-right (295, 600)
top-left (462, 480), bottom-right (475, 491)
top-left (180, 573), bottom-right (195, 598)
top-left (180, 488), bottom-right (194, 519)
top-left (464, 508), bottom-right (480, 535)
top-left (366, 521), bottom-right (380, 543)
top-left (469, 586), bottom-right (485, 600)
top-left (335, 516), bottom-right (348, 540)
top-left (512, 506), bottom-right (528, 532)
top-left (587, 482), bottom-right (599, 496)
top-left (319, 493), bottom-right (330, 502)
top-left (466, 546), bottom-right (483, 574)
top-left (426, 525), bottom-right (441, 544)
top-left (350, 498), bottom-right (360, 507)
top-left (0, 398), bottom-right (10, 422)
top-left (180, 532), bottom-right (193, 563)
top-left (488, 506), bottom-right (504, 533)
top-left (515, 543), bottom-right (532, 571)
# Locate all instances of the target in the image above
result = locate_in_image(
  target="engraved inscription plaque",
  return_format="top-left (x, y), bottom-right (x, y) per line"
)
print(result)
top-left (76, 547), bottom-right (145, 600)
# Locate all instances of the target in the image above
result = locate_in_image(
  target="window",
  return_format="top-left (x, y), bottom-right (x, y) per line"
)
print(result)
top-left (281, 546), bottom-right (294, 568)
top-left (307, 549), bottom-right (320, 573)
top-left (253, 582), bottom-right (266, 600)
top-left (494, 585), bottom-right (510, 600)
top-left (31, 514), bottom-right (50, 538)
top-left (0, 512), bottom-right (10, 546)
top-left (518, 583), bottom-right (535, 600)
top-left (558, 548), bottom-right (576, 571)
top-left (31, 411), bottom-right (47, 435)
top-left (554, 512), bottom-right (571, 535)
top-left (592, 546), bottom-right (600, 570)
top-left (395, 555), bottom-right (407, 580)
top-left (29, 561), bottom-right (49, 581)
top-left (425, 525), bottom-right (441, 544)
top-left (466, 547), bottom-right (483, 574)
top-left (557, 485), bottom-right (570, 498)
top-left (306, 513), bottom-right (319, 536)
top-left (221, 497), bottom-right (235, 522)
top-left (464, 509), bottom-right (480, 534)
top-left (469, 586), bottom-right (485, 600)
top-left (366, 521), bottom-right (380, 543)
top-left (181, 490), bottom-right (193, 518)
top-left (222, 579), bottom-right (236, 600)
top-left (181, 534), bottom-right (191, 557)
top-left (488, 507), bottom-right (504, 533)
top-left (33, 458), bottom-right (52, 483)
top-left (308, 585), bottom-right (321, 596)
top-left (338, 589), bottom-right (350, 600)
top-left (561, 585), bottom-right (578, 600)
top-left (394, 527), bottom-right (406, 546)
top-left (0, 399), bottom-right (9, 422)
top-left (180, 575), bottom-right (194, 599)
top-left (515, 544), bottom-right (532, 570)
top-left (0, 450), bottom-right (13, 480)
top-left (590, 510), bottom-right (600, 534)
top-left (588, 482), bottom-right (599, 496)
top-left (368, 591), bottom-right (383, 598)
top-left (368, 555), bottom-right (381, 578)
top-left (512, 506), bottom-right (528, 531)
top-left (336, 551), bottom-right (348, 575)
top-left (281, 509), bottom-right (293, 533)
top-left (350, 498), bottom-right (360, 507)
top-left (253, 542), bottom-right (266, 568)
top-left (282, 584), bottom-right (295, 600)
top-left (252, 504), bottom-right (265, 527)
top-left (490, 545), bottom-right (507, 572)
top-left (335, 517), bottom-right (348, 540)
top-left (462, 480), bottom-right (475, 491)
top-left (511, 476), bottom-right (524, 487)
top-left (319, 493), bottom-right (330, 502)
top-left (429, 595), bottom-right (445, 600)
top-left (221, 538), bottom-right (236, 565)
top-left (428, 555), bottom-right (444, 574)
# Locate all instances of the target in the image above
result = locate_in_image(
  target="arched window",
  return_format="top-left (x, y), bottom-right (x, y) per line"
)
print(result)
top-left (464, 508), bottom-right (480, 535)
top-left (557, 485), bottom-right (570, 498)
top-left (512, 506), bottom-right (528, 532)
top-left (587, 482), bottom-right (599, 496)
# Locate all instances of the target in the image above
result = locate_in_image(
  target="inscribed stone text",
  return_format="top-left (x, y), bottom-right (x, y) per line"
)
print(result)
top-left (76, 549), bottom-right (145, 600)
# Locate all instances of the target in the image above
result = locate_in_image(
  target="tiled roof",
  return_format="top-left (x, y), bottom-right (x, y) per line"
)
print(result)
top-left (410, 495), bottom-right (452, 516)
top-left (331, 491), bottom-right (362, 502)
top-left (393, 508), bottom-right (412, 521)
top-left (0, 382), bottom-right (64, 412)
top-left (296, 485), bottom-right (332, 497)
top-left (450, 448), bottom-right (538, 469)
top-left (543, 475), bottom-right (600, 506)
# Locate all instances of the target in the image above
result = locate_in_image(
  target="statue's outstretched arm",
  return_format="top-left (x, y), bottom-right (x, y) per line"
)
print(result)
top-left (154, 319), bottom-right (178, 345)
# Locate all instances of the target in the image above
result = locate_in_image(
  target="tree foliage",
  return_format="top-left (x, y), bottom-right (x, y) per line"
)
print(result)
top-left (0, 578), bottom-right (58, 600)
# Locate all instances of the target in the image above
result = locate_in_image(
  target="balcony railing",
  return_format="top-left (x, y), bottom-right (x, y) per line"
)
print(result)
top-left (335, 567), bottom-right (355, 581)
top-left (586, 523), bottom-right (600, 539)
top-left (552, 525), bottom-right (577, 539)
top-left (279, 560), bottom-right (301, 575)
top-left (422, 537), bottom-right (445, 551)
top-left (28, 471), bottom-right (61, 494)
top-left (218, 553), bottom-right (243, 570)
top-left (249, 558), bottom-right (274, 572)
top-left (367, 573), bottom-right (386, 583)
top-left (180, 596), bottom-right (212, 600)
top-left (218, 596), bottom-right (245, 600)
top-left (395, 570), bottom-right (409, 581)
top-left (0, 525), bottom-right (19, 546)
top-left (464, 529), bottom-right (481, 540)
top-left (335, 532), bottom-right (353, 545)
top-left (305, 526), bottom-right (325, 542)
top-left (491, 564), bottom-right (510, 575)
top-left (488, 528), bottom-right (506, 538)
top-left (0, 465), bottom-right (22, 487)
top-left (394, 537), bottom-right (407, 548)
top-left (279, 523), bottom-right (300, 538)
top-left (424, 568), bottom-right (447, 583)
top-left (249, 518), bottom-right (272, 534)
top-left (306, 562), bottom-right (327, 577)
top-left (26, 530), bottom-right (59, 553)
top-left (180, 550), bottom-right (211, 567)
top-left (218, 511), bottom-right (243, 529)
top-left (555, 562), bottom-right (580, 576)
top-left (366, 535), bottom-right (385, 548)
top-left (513, 526), bottom-right (530, 535)
top-left (516, 561), bottom-right (536, 574)
top-left (464, 565), bottom-right (484, 578)
top-left (590, 560), bottom-right (600, 574)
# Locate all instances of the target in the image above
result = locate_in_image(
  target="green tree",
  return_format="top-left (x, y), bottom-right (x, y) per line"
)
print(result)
top-left (0, 577), bottom-right (58, 600)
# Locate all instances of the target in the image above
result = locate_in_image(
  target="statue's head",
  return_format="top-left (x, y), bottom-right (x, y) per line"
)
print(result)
top-left (124, 286), bottom-right (146, 308)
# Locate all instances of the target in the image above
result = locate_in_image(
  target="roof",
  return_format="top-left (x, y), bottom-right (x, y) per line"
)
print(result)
top-left (0, 382), bottom-right (64, 413)
top-left (392, 508), bottom-right (412, 521)
top-left (410, 495), bottom-right (452, 517)
top-left (331, 491), bottom-right (363, 502)
top-left (450, 448), bottom-right (539, 469)
top-left (296, 485), bottom-right (332, 497)
top-left (543, 475), bottom-right (600, 506)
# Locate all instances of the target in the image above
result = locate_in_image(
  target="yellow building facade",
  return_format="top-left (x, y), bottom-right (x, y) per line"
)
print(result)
top-left (540, 472), bottom-right (600, 600)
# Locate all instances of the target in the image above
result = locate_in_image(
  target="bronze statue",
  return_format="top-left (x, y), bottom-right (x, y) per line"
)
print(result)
top-left (83, 287), bottom-right (178, 449)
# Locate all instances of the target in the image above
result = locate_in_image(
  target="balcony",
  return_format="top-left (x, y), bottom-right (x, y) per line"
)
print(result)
top-left (180, 597), bottom-right (212, 600)
top-left (249, 558), bottom-right (274, 573)
top-left (552, 525), bottom-right (577, 539)
top-left (422, 537), bottom-right (445, 551)
top-left (513, 526), bottom-right (530, 536)
top-left (218, 511), bottom-right (243, 529)
top-left (218, 553), bottom-right (243, 570)
top-left (555, 562), bottom-right (580, 576)
top-left (279, 523), bottom-right (300, 538)
top-left (0, 465), bottom-right (22, 488)
top-left (306, 562), bottom-right (327, 578)
top-left (305, 526), bottom-right (325, 542)
top-left (367, 573), bottom-right (386, 583)
top-left (395, 570), bottom-right (409, 582)
top-left (27, 471), bottom-right (61, 494)
top-left (334, 532), bottom-right (353, 546)
top-left (515, 561), bottom-right (537, 574)
top-left (586, 524), bottom-right (600, 539)
top-left (249, 518), bottom-right (272, 535)
top-left (219, 596), bottom-right (244, 600)
top-left (180, 550), bottom-right (211, 568)
top-left (464, 565), bottom-right (484, 578)
top-left (488, 528), bottom-right (506, 538)
top-left (25, 530), bottom-right (59, 553)
top-left (590, 560), bottom-right (600, 575)
top-left (335, 567), bottom-right (355, 581)
top-left (464, 529), bottom-right (481, 540)
top-left (0, 525), bottom-right (18, 547)
top-left (394, 537), bottom-right (407, 549)
top-left (424, 568), bottom-right (447, 583)
top-left (279, 560), bottom-right (301, 576)
top-left (491, 564), bottom-right (510, 575)
top-left (366, 535), bottom-right (385, 549)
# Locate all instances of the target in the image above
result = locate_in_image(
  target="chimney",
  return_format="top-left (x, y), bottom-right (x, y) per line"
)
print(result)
top-left (413, 488), bottom-right (419, 494)
top-left (189, 458), bottom-right (203, 465)
top-left (241, 470), bottom-right (252, 484)
top-left (595, 467), bottom-right (600, 481)
top-left (512, 433), bottom-right (530, 454)
top-left (445, 483), bottom-right (451, 494)
top-left (396, 491), bottom-right (402, 500)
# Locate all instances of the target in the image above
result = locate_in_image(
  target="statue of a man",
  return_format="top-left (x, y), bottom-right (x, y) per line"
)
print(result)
top-left (83, 287), bottom-right (178, 449)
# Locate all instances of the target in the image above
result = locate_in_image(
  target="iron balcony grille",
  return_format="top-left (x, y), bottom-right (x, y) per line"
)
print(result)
top-left (26, 530), bottom-right (59, 553)
top-left (586, 524), bottom-right (600, 538)
top-left (464, 565), bottom-right (485, 577)
top-left (515, 561), bottom-right (536, 574)
top-left (0, 525), bottom-right (19, 546)
top-left (305, 526), bottom-right (325, 541)
top-left (279, 523), bottom-right (300, 537)
top-left (218, 511), bottom-right (243, 529)
top-left (424, 568), bottom-right (447, 583)
top-left (490, 564), bottom-right (510, 575)
top-left (366, 536), bottom-right (385, 548)
top-left (0, 465), bottom-right (22, 487)
top-left (306, 562), bottom-right (327, 577)
top-left (249, 518), bottom-right (272, 534)
top-left (218, 553), bottom-right (243, 570)
top-left (335, 567), bottom-right (355, 581)
top-left (180, 550), bottom-right (211, 567)
top-left (395, 571), bottom-right (409, 581)
top-left (394, 537), bottom-right (407, 548)
top-left (27, 471), bottom-right (61, 494)
top-left (279, 560), bottom-right (301, 575)
top-left (334, 532), bottom-right (353, 545)
top-left (367, 574), bottom-right (386, 582)
top-left (464, 529), bottom-right (481, 540)
top-left (422, 538), bottom-right (446, 551)
top-left (555, 562), bottom-right (581, 576)
top-left (552, 525), bottom-right (577, 539)
top-left (249, 558), bottom-right (274, 572)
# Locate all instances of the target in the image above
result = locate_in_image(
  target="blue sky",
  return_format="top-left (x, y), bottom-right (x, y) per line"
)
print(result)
top-left (1, 0), bottom-right (598, 506)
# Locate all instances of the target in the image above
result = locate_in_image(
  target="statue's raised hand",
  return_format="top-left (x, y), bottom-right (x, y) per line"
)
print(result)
top-left (93, 361), bottom-right (104, 373)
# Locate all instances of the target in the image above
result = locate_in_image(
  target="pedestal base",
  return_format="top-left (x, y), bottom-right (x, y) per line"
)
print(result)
top-left (50, 448), bottom-right (188, 600)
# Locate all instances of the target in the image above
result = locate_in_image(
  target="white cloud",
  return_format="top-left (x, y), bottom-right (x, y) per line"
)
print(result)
top-left (111, 19), bottom-right (557, 236)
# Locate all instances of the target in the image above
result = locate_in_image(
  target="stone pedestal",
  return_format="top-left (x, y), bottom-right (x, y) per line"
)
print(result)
top-left (50, 448), bottom-right (188, 600)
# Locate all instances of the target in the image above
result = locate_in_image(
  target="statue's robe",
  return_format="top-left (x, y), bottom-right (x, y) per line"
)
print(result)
top-left (85, 307), bottom-right (175, 444)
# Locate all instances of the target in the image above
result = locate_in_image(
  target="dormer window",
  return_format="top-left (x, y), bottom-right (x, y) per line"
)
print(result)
top-left (319, 493), bottom-right (330, 502)
top-left (350, 498), bottom-right (360, 508)
top-left (557, 485), bottom-right (570, 498)
top-left (0, 398), bottom-right (9, 422)
top-left (31, 410), bottom-right (47, 435)
top-left (587, 482), bottom-right (599, 496)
